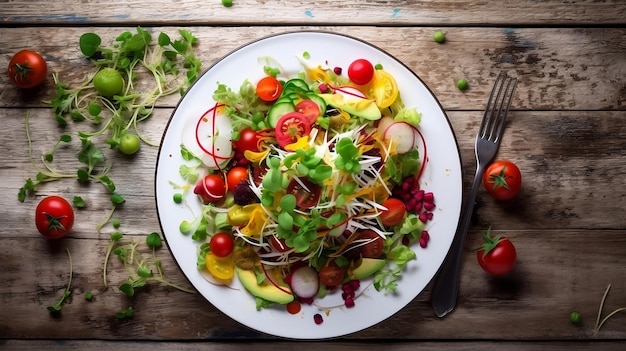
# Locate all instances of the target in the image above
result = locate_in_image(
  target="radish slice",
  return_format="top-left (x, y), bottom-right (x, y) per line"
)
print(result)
top-left (286, 266), bottom-right (319, 299)
top-left (383, 121), bottom-right (416, 154)
top-left (376, 116), bottom-right (395, 138)
top-left (332, 85), bottom-right (367, 99)
top-left (182, 104), bottom-right (233, 169)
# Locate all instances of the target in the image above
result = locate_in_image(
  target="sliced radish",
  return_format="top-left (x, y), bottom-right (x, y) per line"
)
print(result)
top-left (332, 85), bottom-right (367, 99)
top-left (286, 266), bottom-right (319, 299)
top-left (182, 104), bottom-right (233, 169)
top-left (383, 121), bottom-right (416, 154)
top-left (376, 116), bottom-right (395, 138)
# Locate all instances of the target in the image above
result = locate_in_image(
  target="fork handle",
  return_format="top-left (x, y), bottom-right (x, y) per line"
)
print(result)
top-left (430, 164), bottom-right (486, 317)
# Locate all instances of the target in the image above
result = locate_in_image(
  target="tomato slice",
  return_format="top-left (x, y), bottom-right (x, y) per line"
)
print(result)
top-left (295, 99), bottom-right (321, 124)
top-left (275, 112), bottom-right (311, 148)
top-left (205, 252), bottom-right (235, 280)
top-left (286, 177), bottom-right (321, 209)
top-left (371, 70), bottom-right (399, 108)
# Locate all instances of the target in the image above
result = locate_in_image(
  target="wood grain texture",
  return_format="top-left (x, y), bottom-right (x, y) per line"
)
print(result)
top-left (1, 27), bottom-right (624, 111)
top-left (2, 0), bottom-right (626, 347)
top-left (1, 0), bottom-right (625, 26)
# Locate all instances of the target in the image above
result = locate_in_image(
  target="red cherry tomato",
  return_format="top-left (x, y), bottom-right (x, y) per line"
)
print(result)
top-left (483, 160), bottom-right (522, 200)
top-left (210, 232), bottom-right (235, 257)
top-left (347, 59), bottom-right (375, 85)
top-left (286, 177), bottom-right (322, 209)
top-left (227, 166), bottom-right (249, 192)
top-left (8, 50), bottom-right (48, 89)
top-left (275, 112), bottom-right (311, 148)
top-left (256, 76), bottom-right (283, 101)
top-left (379, 198), bottom-right (406, 227)
top-left (35, 196), bottom-right (74, 239)
top-left (295, 99), bottom-right (321, 124)
top-left (355, 230), bottom-right (384, 259)
top-left (477, 230), bottom-right (517, 276)
top-left (318, 262), bottom-right (345, 288)
top-left (233, 127), bottom-right (261, 153)
top-left (194, 174), bottom-right (227, 203)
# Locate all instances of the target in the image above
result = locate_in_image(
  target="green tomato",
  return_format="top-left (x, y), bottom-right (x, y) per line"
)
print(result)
top-left (119, 133), bottom-right (140, 155)
top-left (93, 68), bottom-right (124, 97)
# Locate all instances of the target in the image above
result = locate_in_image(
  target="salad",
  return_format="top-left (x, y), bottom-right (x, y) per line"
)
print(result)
top-left (173, 53), bottom-right (436, 319)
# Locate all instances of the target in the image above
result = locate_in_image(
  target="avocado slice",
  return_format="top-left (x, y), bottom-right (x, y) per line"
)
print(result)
top-left (349, 258), bottom-right (386, 280)
top-left (319, 93), bottom-right (381, 121)
top-left (235, 267), bottom-right (294, 304)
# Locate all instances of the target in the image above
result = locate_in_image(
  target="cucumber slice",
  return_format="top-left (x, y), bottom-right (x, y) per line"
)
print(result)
top-left (283, 78), bottom-right (310, 92)
top-left (267, 101), bottom-right (295, 127)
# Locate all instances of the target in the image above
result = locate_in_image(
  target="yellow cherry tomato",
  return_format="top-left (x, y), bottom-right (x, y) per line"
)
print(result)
top-left (371, 70), bottom-right (399, 108)
top-left (205, 252), bottom-right (235, 280)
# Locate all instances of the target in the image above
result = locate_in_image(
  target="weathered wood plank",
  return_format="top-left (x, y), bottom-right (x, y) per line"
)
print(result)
top-left (2, 340), bottom-right (626, 351)
top-left (1, 27), bottom-right (624, 111)
top-left (2, 108), bottom-right (624, 236)
top-left (1, 230), bottom-right (625, 340)
top-left (1, 0), bottom-right (625, 26)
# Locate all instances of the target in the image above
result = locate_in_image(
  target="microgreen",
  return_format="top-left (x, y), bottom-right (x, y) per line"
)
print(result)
top-left (334, 137), bottom-right (362, 173)
top-left (593, 283), bottom-right (626, 335)
top-left (72, 196), bottom-right (86, 208)
top-left (47, 249), bottom-right (73, 313)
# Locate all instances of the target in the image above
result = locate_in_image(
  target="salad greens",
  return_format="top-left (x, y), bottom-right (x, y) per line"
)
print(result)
top-left (175, 53), bottom-right (437, 312)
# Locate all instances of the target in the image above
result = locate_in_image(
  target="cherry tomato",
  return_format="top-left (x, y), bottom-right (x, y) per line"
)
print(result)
top-left (319, 262), bottom-right (345, 287)
top-left (210, 232), bottom-right (235, 257)
top-left (194, 174), bottom-right (227, 203)
top-left (205, 251), bottom-right (235, 280)
top-left (7, 50), bottom-right (47, 88)
top-left (227, 166), bottom-right (249, 191)
top-left (118, 133), bottom-right (140, 155)
top-left (275, 112), bottom-right (311, 148)
top-left (93, 68), bottom-right (124, 97)
top-left (477, 229), bottom-right (517, 276)
top-left (35, 196), bottom-right (75, 239)
top-left (483, 160), bottom-right (522, 200)
top-left (256, 76), bottom-right (283, 101)
top-left (233, 127), bottom-right (261, 153)
top-left (379, 197), bottom-right (406, 227)
top-left (295, 99), bottom-right (321, 124)
top-left (286, 177), bottom-right (321, 209)
top-left (355, 230), bottom-right (384, 259)
top-left (347, 59), bottom-right (375, 85)
top-left (371, 69), bottom-right (399, 108)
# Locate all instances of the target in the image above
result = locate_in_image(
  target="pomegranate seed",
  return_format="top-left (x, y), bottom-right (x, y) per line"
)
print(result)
top-left (345, 297), bottom-right (355, 308)
top-left (419, 237), bottom-right (428, 248)
top-left (333, 67), bottom-right (342, 75)
top-left (423, 192), bottom-right (434, 203)
top-left (313, 313), bottom-right (324, 324)
top-left (318, 83), bottom-right (329, 93)
top-left (414, 190), bottom-right (425, 202)
top-left (348, 280), bottom-right (360, 290)
top-left (424, 202), bottom-right (436, 211)
top-left (421, 230), bottom-right (430, 241)
top-left (419, 212), bottom-right (429, 223)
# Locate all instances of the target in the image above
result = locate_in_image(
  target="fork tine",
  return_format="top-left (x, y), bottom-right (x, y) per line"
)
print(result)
top-left (479, 72), bottom-right (517, 142)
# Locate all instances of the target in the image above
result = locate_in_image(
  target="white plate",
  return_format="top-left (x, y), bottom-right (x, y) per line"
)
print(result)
top-left (155, 31), bottom-right (462, 339)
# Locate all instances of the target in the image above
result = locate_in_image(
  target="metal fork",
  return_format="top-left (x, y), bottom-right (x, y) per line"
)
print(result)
top-left (430, 72), bottom-right (517, 317)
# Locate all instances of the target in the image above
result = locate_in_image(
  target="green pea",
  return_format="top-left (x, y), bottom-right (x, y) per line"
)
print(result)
top-left (173, 193), bottom-right (183, 204)
top-left (456, 79), bottom-right (469, 91)
top-left (433, 30), bottom-right (446, 43)
top-left (221, 0), bottom-right (233, 7)
top-left (570, 311), bottom-right (582, 325)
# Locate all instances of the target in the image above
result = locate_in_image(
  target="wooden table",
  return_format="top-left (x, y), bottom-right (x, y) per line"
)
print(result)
top-left (1, 1), bottom-right (625, 349)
